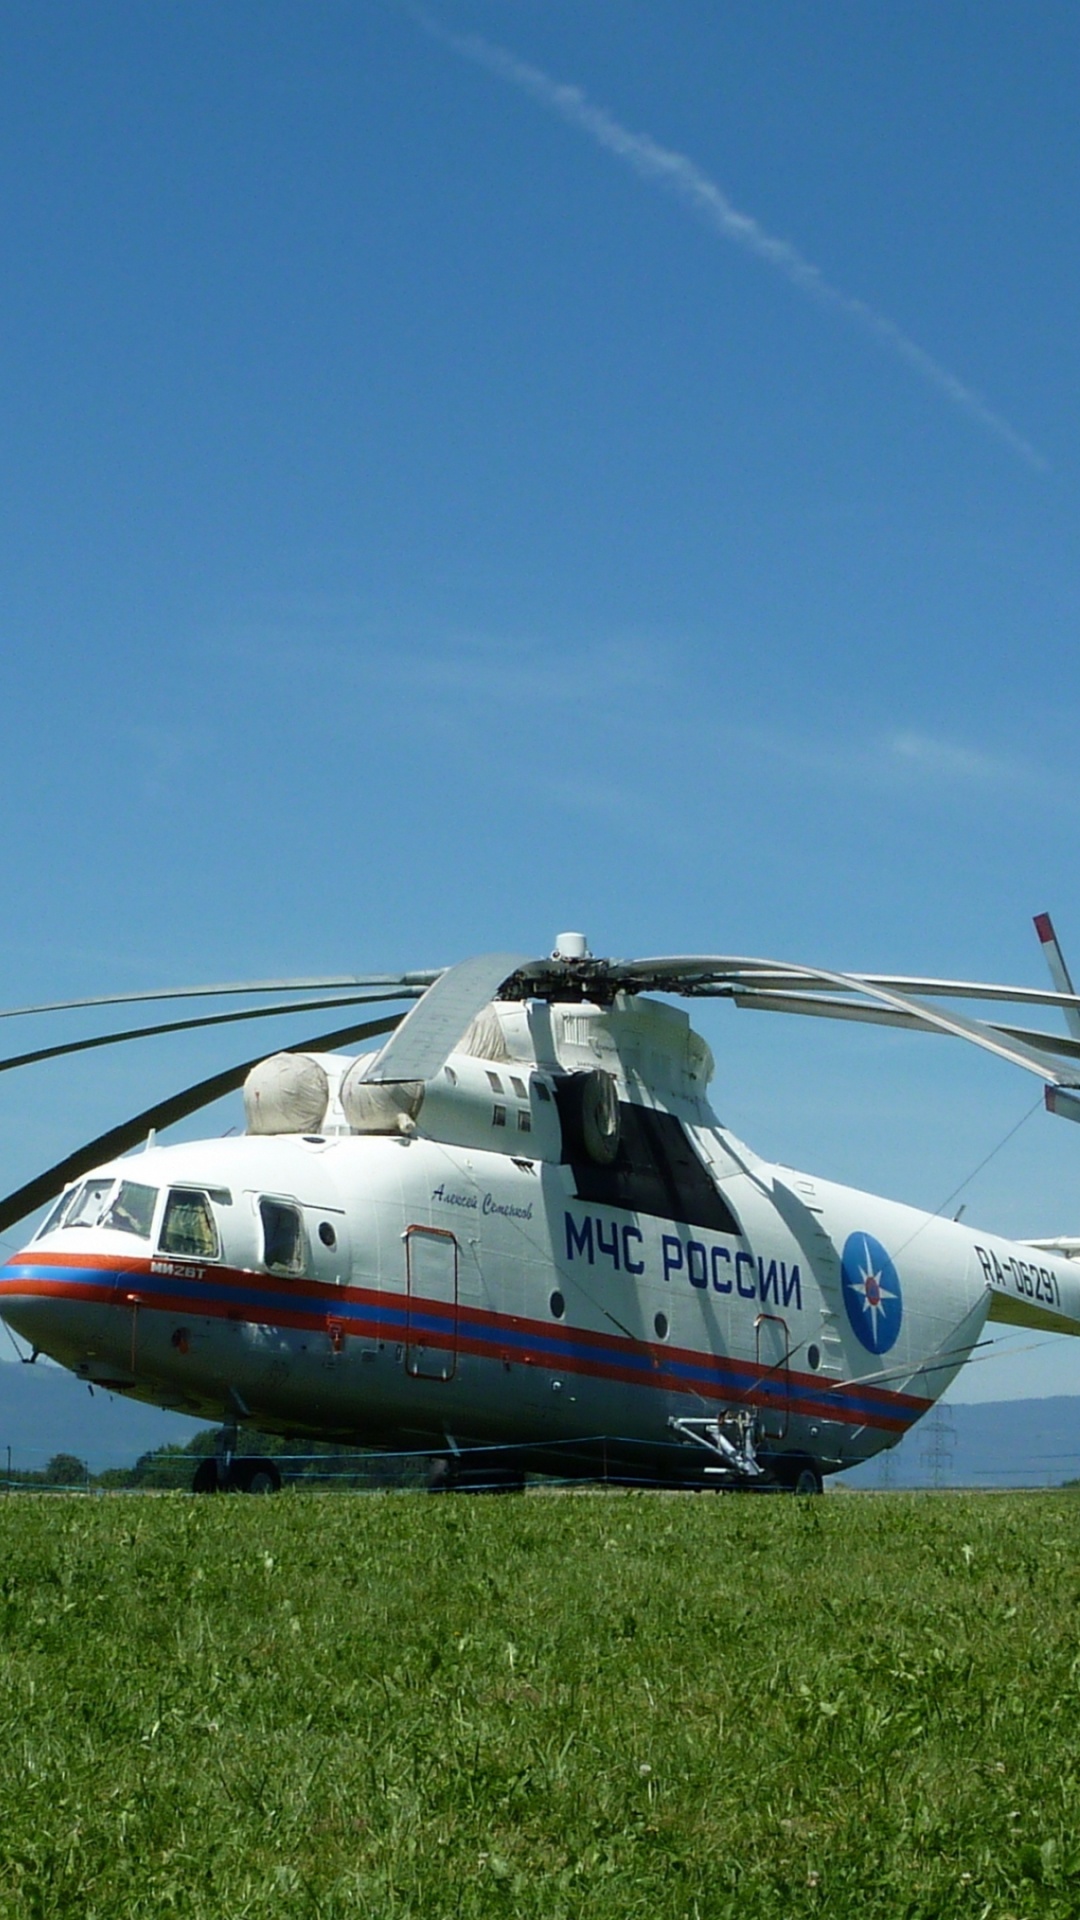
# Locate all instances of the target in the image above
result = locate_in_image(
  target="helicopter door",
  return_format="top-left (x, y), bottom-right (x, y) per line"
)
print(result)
top-left (405, 1228), bottom-right (459, 1381)
top-left (755, 1313), bottom-right (790, 1439)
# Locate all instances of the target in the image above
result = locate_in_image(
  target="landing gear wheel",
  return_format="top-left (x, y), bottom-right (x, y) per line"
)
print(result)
top-left (426, 1455), bottom-right (525, 1494)
top-left (241, 1457), bottom-right (281, 1495)
top-left (769, 1455), bottom-right (824, 1496)
top-left (427, 1455), bottom-right (455, 1493)
top-left (192, 1458), bottom-right (219, 1494)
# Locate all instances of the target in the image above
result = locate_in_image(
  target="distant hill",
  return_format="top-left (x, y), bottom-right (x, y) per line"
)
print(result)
top-left (0, 1360), bottom-right (205, 1474)
top-left (840, 1396), bottom-right (1080, 1490)
top-left (3, 1358), bottom-right (1080, 1488)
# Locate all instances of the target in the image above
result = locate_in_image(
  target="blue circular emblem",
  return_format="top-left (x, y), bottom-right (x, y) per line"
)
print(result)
top-left (841, 1231), bottom-right (903, 1354)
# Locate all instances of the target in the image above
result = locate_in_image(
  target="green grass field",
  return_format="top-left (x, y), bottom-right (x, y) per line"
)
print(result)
top-left (1, 1490), bottom-right (1079, 1918)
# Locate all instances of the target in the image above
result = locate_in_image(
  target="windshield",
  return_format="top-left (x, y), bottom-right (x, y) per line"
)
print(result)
top-left (100, 1181), bottom-right (158, 1239)
top-left (36, 1187), bottom-right (80, 1238)
top-left (63, 1179), bottom-right (116, 1231)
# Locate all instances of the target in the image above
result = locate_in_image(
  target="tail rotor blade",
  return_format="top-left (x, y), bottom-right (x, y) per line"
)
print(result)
top-left (1034, 914), bottom-right (1080, 1042)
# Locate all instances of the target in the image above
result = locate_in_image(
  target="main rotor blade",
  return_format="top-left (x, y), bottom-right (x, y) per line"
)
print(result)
top-left (731, 987), bottom-right (1080, 1066)
top-left (0, 987), bottom-right (422, 1078)
top-left (0, 970), bottom-right (443, 1025)
top-left (0, 1011), bottom-right (401, 1239)
top-left (363, 952), bottom-right (532, 1084)
top-left (725, 969), bottom-right (1080, 1087)
top-left (601, 954), bottom-right (1080, 1016)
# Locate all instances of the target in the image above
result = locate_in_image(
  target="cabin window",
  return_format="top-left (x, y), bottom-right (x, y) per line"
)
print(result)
top-left (510, 1076), bottom-right (527, 1099)
top-left (65, 1178), bottom-right (116, 1230)
top-left (517, 1111), bottom-right (531, 1133)
top-left (101, 1181), bottom-right (158, 1240)
top-left (159, 1190), bottom-right (220, 1261)
top-left (486, 1071), bottom-right (504, 1093)
top-left (492, 1105), bottom-right (507, 1128)
top-left (260, 1198), bottom-right (305, 1275)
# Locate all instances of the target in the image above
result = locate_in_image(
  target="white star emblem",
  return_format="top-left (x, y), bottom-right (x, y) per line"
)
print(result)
top-left (845, 1234), bottom-right (898, 1342)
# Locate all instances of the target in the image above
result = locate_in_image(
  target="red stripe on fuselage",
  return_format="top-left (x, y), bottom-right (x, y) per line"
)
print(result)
top-left (0, 1252), bottom-right (931, 1434)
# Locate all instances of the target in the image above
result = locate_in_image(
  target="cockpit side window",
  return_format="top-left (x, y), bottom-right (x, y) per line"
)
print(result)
top-left (159, 1190), bottom-right (220, 1260)
top-left (101, 1181), bottom-right (158, 1240)
top-left (36, 1186), bottom-right (80, 1238)
top-left (260, 1198), bottom-right (305, 1276)
top-left (64, 1179), bottom-right (116, 1231)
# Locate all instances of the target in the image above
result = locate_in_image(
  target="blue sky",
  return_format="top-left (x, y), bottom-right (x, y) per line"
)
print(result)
top-left (2, 1), bottom-right (1080, 1402)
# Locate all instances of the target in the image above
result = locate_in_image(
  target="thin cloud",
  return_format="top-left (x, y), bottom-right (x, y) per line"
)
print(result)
top-left (401, 635), bottom-right (664, 706)
top-left (722, 721), bottom-right (1043, 794)
top-left (216, 617), bottom-right (666, 710)
top-left (415, 15), bottom-right (1046, 472)
top-left (887, 730), bottom-right (1018, 785)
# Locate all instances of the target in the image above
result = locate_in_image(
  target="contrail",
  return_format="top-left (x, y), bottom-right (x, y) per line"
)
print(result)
top-left (415, 16), bottom-right (1046, 471)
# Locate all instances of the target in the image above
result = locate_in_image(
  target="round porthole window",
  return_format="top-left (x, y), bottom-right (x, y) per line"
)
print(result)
top-left (807, 1343), bottom-right (821, 1371)
top-left (654, 1311), bottom-right (669, 1340)
top-left (318, 1222), bottom-right (337, 1249)
top-left (549, 1290), bottom-right (565, 1320)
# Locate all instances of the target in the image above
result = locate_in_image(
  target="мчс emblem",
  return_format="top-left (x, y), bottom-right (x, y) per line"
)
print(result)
top-left (841, 1231), bottom-right (903, 1354)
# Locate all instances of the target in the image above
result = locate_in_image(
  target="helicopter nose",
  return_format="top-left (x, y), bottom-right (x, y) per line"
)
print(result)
top-left (0, 1254), bottom-right (119, 1374)
top-left (0, 1288), bottom-right (62, 1358)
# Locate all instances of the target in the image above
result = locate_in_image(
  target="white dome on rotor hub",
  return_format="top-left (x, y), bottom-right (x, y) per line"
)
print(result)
top-left (553, 932), bottom-right (590, 961)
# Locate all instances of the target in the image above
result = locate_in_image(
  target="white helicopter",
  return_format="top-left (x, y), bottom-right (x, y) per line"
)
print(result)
top-left (3, 920), bottom-right (1080, 1496)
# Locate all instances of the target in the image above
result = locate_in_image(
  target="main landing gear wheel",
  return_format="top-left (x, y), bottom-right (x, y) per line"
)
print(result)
top-left (768, 1456), bottom-right (824, 1496)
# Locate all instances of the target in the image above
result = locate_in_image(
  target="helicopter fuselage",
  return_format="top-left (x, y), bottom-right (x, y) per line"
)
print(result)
top-left (1, 992), bottom-right (1074, 1487)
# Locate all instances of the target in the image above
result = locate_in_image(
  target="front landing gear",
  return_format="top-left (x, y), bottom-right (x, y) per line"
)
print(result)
top-left (192, 1455), bottom-right (282, 1494)
top-left (427, 1453), bottom-right (526, 1494)
top-left (191, 1404), bottom-right (281, 1493)
top-left (232, 1456), bottom-right (282, 1494)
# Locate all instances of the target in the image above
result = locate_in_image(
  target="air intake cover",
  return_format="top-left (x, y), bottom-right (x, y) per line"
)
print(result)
top-left (244, 1053), bottom-right (330, 1135)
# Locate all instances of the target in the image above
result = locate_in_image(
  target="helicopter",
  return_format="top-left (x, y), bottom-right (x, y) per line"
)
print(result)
top-left (3, 920), bottom-right (1080, 1496)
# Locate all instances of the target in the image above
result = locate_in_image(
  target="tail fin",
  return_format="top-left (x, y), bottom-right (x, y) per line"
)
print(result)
top-left (986, 1237), bottom-right (1080, 1336)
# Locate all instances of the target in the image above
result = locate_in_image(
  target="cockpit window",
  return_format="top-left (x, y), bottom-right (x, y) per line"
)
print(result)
top-left (101, 1181), bottom-right (158, 1240)
top-left (159, 1190), bottom-right (219, 1261)
top-left (36, 1187), bottom-right (80, 1237)
top-left (260, 1198), bottom-right (304, 1276)
top-left (64, 1179), bottom-right (116, 1231)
